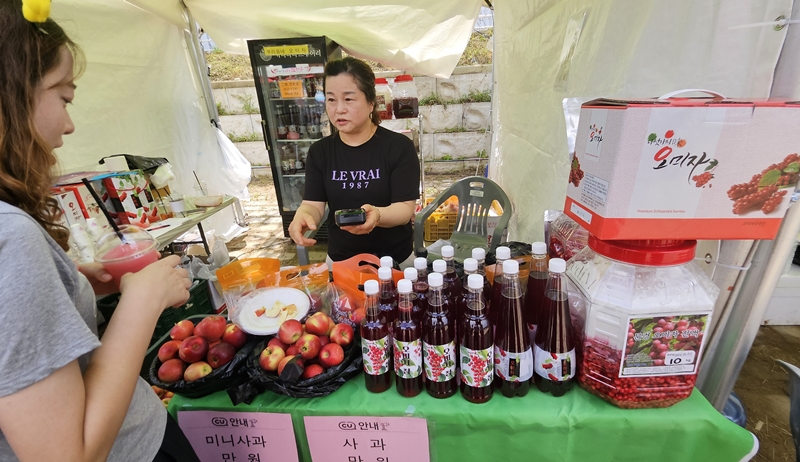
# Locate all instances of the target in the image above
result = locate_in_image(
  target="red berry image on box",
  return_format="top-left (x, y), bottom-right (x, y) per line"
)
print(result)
top-left (727, 153), bottom-right (799, 214)
top-left (568, 156), bottom-right (584, 187)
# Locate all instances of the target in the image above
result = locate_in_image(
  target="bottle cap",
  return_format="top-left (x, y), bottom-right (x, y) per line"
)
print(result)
top-left (502, 259), bottom-right (519, 274)
top-left (394, 74), bottom-right (414, 82)
top-left (441, 245), bottom-right (454, 258)
top-left (375, 78), bottom-right (389, 85)
top-left (549, 258), bottom-right (567, 273)
top-left (428, 272), bottom-right (443, 287)
top-left (472, 248), bottom-right (486, 260)
top-left (414, 257), bottom-right (428, 270)
top-left (364, 279), bottom-right (379, 295)
top-left (380, 256), bottom-right (394, 268)
top-left (532, 242), bottom-right (547, 255)
top-left (432, 259), bottom-right (446, 273)
top-left (587, 236), bottom-right (696, 266)
top-left (496, 246), bottom-right (511, 260)
top-left (404, 267), bottom-right (418, 281)
top-left (378, 266), bottom-right (392, 280)
top-left (468, 273), bottom-right (484, 290)
top-left (398, 279), bottom-right (413, 293)
top-left (463, 258), bottom-right (478, 272)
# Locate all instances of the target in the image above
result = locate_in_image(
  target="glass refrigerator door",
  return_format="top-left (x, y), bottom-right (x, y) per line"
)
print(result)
top-left (254, 59), bottom-right (327, 213)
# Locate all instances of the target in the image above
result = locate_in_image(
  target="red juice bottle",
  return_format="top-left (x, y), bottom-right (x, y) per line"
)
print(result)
top-left (534, 258), bottom-right (576, 397)
top-left (460, 274), bottom-right (494, 403)
top-left (524, 242), bottom-right (549, 348)
top-left (472, 247), bottom-right (493, 316)
top-left (431, 260), bottom-right (453, 320)
top-left (414, 257), bottom-right (429, 284)
top-left (490, 246), bottom-right (511, 327)
top-left (360, 279), bottom-right (392, 393)
top-left (441, 245), bottom-right (464, 305)
top-left (423, 273), bottom-right (457, 398)
top-left (394, 279), bottom-right (423, 397)
top-left (404, 267), bottom-right (425, 324)
top-left (378, 266), bottom-right (398, 332)
top-left (494, 259), bottom-right (533, 397)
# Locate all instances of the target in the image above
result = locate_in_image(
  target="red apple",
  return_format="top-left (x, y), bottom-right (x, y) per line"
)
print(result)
top-left (158, 358), bottom-right (187, 383)
top-left (277, 355), bottom-right (304, 376)
top-left (209, 340), bottom-right (221, 348)
top-left (286, 344), bottom-right (299, 356)
top-left (206, 342), bottom-right (236, 369)
top-left (326, 320), bottom-right (336, 336)
top-left (319, 343), bottom-right (344, 368)
top-left (318, 335), bottom-right (330, 347)
top-left (330, 323), bottom-right (354, 347)
top-left (169, 319), bottom-right (194, 341)
top-left (296, 334), bottom-right (321, 360)
top-left (302, 364), bottom-right (325, 380)
top-left (184, 361), bottom-right (213, 382)
top-left (157, 339), bottom-right (182, 363)
top-left (267, 337), bottom-right (288, 351)
top-left (222, 324), bottom-right (248, 350)
top-left (278, 319), bottom-right (303, 345)
top-left (305, 312), bottom-right (332, 336)
top-left (179, 336), bottom-right (209, 363)
top-left (194, 316), bottom-right (227, 342)
top-left (259, 345), bottom-right (285, 371)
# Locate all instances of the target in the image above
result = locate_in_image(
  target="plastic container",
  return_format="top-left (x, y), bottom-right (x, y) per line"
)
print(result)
top-left (375, 78), bottom-right (393, 120)
top-left (94, 225), bottom-right (159, 284)
top-left (566, 237), bottom-right (718, 408)
top-left (392, 74), bottom-right (419, 119)
top-left (548, 213), bottom-right (588, 261)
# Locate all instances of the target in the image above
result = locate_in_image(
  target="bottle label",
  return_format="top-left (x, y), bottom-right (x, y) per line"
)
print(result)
top-left (494, 346), bottom-right (533, 382)
top-left (460, 345), bottom-right (493, 387)
top-left (534, 345), bottom-right (576, 381)
top-left (393, 338), bottom-right (422, 378)
top-left (423, 341), bottom-right (456, 382)
top-left (620, 314), bottom-right (710, 377)
top-left (361, 336), bottom-right (391, 376)
top-left (277, 126), bottom-right (287, 135)
top-left (376, 95), bottom-right (387, 112)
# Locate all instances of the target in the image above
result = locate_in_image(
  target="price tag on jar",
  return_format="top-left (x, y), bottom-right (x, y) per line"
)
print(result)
top-left (279, 80), bottom-right (305, 99)
top-left (664, 350), bottom-right (696, 366)
top-left (304, 416), bottom-right (430, 462)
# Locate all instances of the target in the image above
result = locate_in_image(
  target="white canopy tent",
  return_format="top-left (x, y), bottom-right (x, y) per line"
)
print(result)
top-left (49, 0), bottom-right (800, 409)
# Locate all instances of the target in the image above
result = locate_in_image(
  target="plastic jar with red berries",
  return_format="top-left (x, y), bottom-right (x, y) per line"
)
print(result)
top-left (565, 237), bottom-right (718, 409)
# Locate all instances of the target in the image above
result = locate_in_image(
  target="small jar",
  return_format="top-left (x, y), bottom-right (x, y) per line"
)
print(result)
top-left (375, 78), bottom-right (393, 120)
top-left (392, 74), bottom-right (419, 119)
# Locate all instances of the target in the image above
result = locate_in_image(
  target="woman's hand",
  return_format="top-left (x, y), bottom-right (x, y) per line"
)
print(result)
top-left (118, 255), bottom-right (191, 311)
top-left (340, 204), bottom-right (380, 235)
top-left (289, 210), bottom-right (318, 246)
top-left (77, 262), bottom-right (119, 295)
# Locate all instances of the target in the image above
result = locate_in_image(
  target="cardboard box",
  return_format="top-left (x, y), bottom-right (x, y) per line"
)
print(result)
top-left (565, 97), bottom-right (800, 240)
top-left (94, 171), bottom-right (153, 227)
top-left (52, 189), bottom-right (86, 227)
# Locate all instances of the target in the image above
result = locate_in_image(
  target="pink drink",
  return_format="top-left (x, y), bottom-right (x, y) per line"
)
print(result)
top-left (99, 240), bottom-right (159, 282)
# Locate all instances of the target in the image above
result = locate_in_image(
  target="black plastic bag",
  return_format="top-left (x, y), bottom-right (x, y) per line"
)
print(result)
top-left (231, 337), bottom-right (362, 404)
top-left (148, 336), bottom-right (260, 399)
top-left (99, 154), bottom-right (170, 174)
top-left (485, 241), bottom-right (532, 265)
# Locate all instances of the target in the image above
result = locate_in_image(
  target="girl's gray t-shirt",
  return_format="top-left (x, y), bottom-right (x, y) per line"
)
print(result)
top-left (0, 201), bottom-right (166, 461)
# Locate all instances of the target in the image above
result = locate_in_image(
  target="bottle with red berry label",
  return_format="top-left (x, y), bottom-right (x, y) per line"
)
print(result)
top-left (533, 258), bottom-right (576, 397)
top-left (423, 273), bottom-right (457, 398)
top-left (360, 279), bottom-right (391, 393)
top-left (494, 259), bottom-right (533, 397)
top-left (394, 279), bottom-right (423, 397)
top-left (489, 246), bottom-right (511, 327)
top-left (460, 274), bottom-right (493, 403)
top-left (524, 242), bottom-right (549, 347)
top-left (472, 247), bottom-right (493, 317)
top-left (378, 266), bottom-right (398, 335)
top-left (403, 267), bottom-right (426, 325)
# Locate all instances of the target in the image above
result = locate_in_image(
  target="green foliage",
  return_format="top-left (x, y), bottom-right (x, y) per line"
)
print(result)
top-left (458, 90), bottom-right (492, 103)
top-left (458, 29), bottom-right (493, 67)
top-left (216, 102), bottom-right (229, 116)
top-left (438, 126), bottom-right (468, 134)
top-left (227, 132), bottom-right (263, 143)
top-left (235, 94), bottom-right (260, 114)
top-left (440, 155), bottom-right (453, 161)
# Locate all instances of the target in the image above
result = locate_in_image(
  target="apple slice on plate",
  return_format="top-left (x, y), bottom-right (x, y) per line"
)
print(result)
top-left (235, 287), bottom-right (310, 335)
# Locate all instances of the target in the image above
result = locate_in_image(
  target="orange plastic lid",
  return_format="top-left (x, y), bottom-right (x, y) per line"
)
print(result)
top-left (394, 74), bottom-right (414, 82)
top-left (587, 235), bottom-right (696, 266)
top-left (375, 78), bottom-right (389, 84)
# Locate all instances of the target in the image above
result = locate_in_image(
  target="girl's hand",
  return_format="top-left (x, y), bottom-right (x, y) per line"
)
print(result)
top-left (77, 262), bottom-right (119, 295)
top-left (118, 255), bottom-right (191, 311)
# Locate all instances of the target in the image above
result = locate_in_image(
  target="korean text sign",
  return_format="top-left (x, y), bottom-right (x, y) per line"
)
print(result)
top-left (304, 416), bottom-right (430, 462)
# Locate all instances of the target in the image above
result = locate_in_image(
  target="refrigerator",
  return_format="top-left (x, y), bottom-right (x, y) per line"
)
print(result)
top-left (247, 36), bottom-right (342, 238)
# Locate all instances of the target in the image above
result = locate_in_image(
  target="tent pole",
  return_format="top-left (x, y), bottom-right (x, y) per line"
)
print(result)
top-left (696, 199), bottom-right (800, 410)
top-left (182, 1), bottom-right (220, 128)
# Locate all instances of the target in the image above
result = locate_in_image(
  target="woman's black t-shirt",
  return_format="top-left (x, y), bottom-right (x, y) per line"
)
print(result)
top-left (303, 126), bottom-right (420, 262)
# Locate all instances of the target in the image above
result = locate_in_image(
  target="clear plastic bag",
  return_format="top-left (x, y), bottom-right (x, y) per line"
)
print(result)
top-left (323, 282), bottom-right (360, 327)
top-left (199, 128), bottom-right (252, 200)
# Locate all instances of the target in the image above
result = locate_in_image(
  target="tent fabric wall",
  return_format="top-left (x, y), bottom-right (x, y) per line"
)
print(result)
top-left (131, 0), bottom-right (485, 78)
top-left (491, 0), bottom-right (793, 243)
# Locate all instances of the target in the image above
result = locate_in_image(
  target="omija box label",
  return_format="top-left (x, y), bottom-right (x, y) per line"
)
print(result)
top-left (621, 314), bottom-right (709, 377)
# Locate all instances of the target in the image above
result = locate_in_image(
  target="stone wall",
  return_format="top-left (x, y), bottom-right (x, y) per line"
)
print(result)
top-left (212, 65), bottom-right (492, 175)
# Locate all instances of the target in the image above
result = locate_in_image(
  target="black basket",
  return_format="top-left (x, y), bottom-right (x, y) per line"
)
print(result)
top-left (147, 315), bottom-right (259, 399)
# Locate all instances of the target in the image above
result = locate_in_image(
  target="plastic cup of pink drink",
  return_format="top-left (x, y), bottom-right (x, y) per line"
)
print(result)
top-left (95, 225), bottom-right (160, 283)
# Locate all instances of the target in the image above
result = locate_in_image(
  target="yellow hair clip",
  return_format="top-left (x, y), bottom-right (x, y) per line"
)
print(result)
top-left (22, 0), bottom-right (51, 24)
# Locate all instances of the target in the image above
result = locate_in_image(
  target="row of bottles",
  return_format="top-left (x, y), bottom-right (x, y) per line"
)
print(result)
top-left (274, 102), bottom-right (327, 141)
top-left (360, 244), bottom-right (576, 402)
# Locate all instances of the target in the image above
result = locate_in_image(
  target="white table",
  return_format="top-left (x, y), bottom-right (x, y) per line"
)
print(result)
top-left (146, 196), bottom-right (238, 253)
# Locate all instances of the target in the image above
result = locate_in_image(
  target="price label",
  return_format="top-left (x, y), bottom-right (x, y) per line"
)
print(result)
top-left (664, 350), bottom-right (696, 366)
top-left (178, 411), bottom-right (299, 462)
top-left (279, 80), bottom-right (305, 99)
top-left (304, 416), bottom-right (430, 462)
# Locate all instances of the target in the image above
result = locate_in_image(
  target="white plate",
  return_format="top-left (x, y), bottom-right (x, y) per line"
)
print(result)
top-left (235, 287), bottom-right (310, 335)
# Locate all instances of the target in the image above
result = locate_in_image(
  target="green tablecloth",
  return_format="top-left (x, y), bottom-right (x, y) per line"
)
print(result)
top-left (169, 381), bottom-right (757, 462)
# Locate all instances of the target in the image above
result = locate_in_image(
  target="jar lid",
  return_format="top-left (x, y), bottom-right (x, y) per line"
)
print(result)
top-left (394, 74), bottom-right (414, 82)
top-left (375, 78), bottom-right (389, 84)
top-left (587, 235), bottom-right (696, 266)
